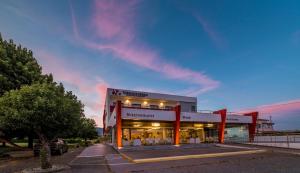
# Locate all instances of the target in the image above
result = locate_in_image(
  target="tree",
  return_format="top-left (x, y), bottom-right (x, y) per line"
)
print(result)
top-left (78, 118), bottom-right (98, 144)
top-left (0, 33), bottom-right (52, 148)
top-left (0, 33), bottom-right (43, 96)
top-left (0, 82), bottom-right (84, 169)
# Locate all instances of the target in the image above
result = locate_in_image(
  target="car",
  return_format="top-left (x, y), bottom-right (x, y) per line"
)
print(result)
top-left (33, 138), bottom-right (68, 156)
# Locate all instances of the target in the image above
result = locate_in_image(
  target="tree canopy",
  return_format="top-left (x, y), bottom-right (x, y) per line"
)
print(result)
top-left (0, 82), bottom-right (84, 141)
top-left (0, 33), bottom-right (43, 96)
top-left (78, 118), bottom-right (98, 142)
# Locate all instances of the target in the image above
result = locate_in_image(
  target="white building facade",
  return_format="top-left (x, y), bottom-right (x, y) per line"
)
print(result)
top-left (103, 88), bottom-right (258, 148)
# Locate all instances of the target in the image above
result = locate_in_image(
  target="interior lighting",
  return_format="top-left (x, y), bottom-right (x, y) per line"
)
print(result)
top-left (152, 122), bottom-right (160, 127)
top-left (194, 124), bottom-right (203, 128)
top-left (133, 124), bottom-right (141, 127)
top-left (206, 124), bottom-right (214, 128)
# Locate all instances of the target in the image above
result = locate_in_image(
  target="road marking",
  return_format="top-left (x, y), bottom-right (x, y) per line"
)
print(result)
top-left (126, 149), bottom-right (266, 163)
top-left (76, 155), bottom-right (104, 158)
top-left (70, 163), bottom-right (133, 166)
top-left (215, 144), bottom-right (257, 149)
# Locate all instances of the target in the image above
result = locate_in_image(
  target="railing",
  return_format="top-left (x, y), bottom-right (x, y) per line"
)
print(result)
top-left (250, 135), bottom-right (300, 149)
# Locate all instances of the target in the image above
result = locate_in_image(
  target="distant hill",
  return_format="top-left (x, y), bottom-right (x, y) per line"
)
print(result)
top-left (96, 127), bottom-right (103, 136)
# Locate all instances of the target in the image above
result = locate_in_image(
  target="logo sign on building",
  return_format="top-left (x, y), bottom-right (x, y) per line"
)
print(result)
top-left (181, 112), bottom-right (221, 123)
top-left (122, 108), bottom-right (175, 121)
top-left (226, 114), bottom-right (252, 123)
top-left (111, 89), bottom-right (148, 97)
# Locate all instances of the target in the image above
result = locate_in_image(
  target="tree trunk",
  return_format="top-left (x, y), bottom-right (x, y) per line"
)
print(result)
top-left (28, 135), bottom-right (33, 149)
top-left (40, 139), bottom-right (52, 169)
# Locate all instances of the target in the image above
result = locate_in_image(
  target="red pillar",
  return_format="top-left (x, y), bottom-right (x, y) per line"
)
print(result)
top-left (116, 100), bottom-right (122, 148)
top-left (244, 112), bottom-right (258, 142)
top-left (213, 109), bottom-right (227, 143)
top-left (174, 105), bottom-right (181, 145)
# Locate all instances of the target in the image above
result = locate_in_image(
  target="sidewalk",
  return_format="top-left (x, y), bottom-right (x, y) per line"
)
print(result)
top-left (64, 144), bottom-right (117, 173)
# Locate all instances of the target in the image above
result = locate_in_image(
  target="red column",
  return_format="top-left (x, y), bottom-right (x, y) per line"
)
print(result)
top-left (244, 112), bottom-right (258, 142)
top-left (116, 100), bottom-right (122, 148)
top-left (213, 109), bottom-right (227, 143)
top-left (174, 105), bottom-right (181, 145)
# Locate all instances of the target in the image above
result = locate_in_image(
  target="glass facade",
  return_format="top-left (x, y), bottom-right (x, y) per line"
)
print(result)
top-left (180, 123), bottom-right (218, 143)
top-left (122, 120), bottom-right (174, 146)
top-left (224, 124), bottom-right (249, 142)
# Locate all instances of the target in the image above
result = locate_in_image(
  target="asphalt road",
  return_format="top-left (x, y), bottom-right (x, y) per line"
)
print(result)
top-left (108, 144), bottom-right (300, 173)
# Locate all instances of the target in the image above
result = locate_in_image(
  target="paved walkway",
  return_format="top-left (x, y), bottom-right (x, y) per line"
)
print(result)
top-left (63, 144), bottom-right (117, 173)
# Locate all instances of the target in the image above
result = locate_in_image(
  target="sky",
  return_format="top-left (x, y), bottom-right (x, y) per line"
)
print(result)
top-left (0, 0), bottom-right (299, 130)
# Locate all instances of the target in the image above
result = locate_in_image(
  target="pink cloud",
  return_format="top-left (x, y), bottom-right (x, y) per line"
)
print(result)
top-left (194, 14), bottom-right (227, 49)
top-left (69, 0), bottom-right (220, 96)
top-left (35, 50), bottom-right (108, 127)
top-left (237, 99), bottom-right (300, 117)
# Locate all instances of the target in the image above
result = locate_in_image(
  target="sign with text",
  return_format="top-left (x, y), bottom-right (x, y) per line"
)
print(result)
top-left (226, 114), bottom-right (252, 123)
top-left (122, 108), bottom-right (175, 121)
top-left (181, 112), bottom-right (221, 123)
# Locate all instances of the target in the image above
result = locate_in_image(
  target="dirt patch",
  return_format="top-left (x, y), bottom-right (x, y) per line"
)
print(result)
top-left (0, 147), bottom-right (85, 173)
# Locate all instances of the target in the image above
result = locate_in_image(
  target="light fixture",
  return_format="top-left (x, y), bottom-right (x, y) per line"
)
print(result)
top-left (133, 124), bottom-right (141, 127)
top-left (194, 124), bottom-right (203, 128)
top-left (125, 99), bottom-right (130, 104)
top-left (206, 124), bottom-right (214, 128)
top-left (143, 101), bottom-right (148, 105)
top-left (159, 102), bottom-right (164, 107)
top-left (152, 127), bottom-right (160, 130)
top-left (151, 122), bottom-right (160, 127)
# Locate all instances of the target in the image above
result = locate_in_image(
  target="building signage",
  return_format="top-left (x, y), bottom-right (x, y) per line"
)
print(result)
top-left (111, 89), bottom-right (148, 97)
top-left (122, 108), bottom-right (175, 121)
top-left (226, 114), bottom-right (252, 123)
top-left (181, 112), bottom-right (221, 123)
top-left (122, 91), bottom-right (148, 97)
top-left (108, 88), bottom-right (197, 103)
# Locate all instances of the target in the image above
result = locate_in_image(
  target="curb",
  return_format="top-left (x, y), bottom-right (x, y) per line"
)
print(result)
top-left (130, 149), bottom-right (266, 163)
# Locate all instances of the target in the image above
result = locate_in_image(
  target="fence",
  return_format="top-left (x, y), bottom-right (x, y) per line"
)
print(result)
top-left (250, 135), bottom-right (300, 149)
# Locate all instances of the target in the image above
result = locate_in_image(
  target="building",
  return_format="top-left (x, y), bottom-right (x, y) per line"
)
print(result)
top-left (256, 118), bottom-right (274, 133)
top-left (103, 88), bottom-right (258, 148)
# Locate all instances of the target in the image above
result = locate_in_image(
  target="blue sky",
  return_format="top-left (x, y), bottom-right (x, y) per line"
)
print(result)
top-left (0, 0), bottom-right (299, 129)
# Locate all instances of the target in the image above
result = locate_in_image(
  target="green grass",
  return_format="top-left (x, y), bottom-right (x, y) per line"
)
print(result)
top-left (7, 142), bottom-right (28, 148)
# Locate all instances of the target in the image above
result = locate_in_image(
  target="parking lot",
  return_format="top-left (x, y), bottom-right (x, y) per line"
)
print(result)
top-left (108, 144), bottom-right (300, 173)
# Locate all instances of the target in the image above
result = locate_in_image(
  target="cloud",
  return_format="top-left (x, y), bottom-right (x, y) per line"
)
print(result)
top-left (35, 50), bottom-right (108, 127)
top-left (194, 14), bottom-right (227, 49)
top-left (237, 99), bottom-right (300, 118)
top-left (69, 0), bottom-right (220, 96)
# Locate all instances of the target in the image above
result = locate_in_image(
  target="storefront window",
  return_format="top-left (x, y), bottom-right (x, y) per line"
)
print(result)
top-left (180, 129), bottom-right (205, 144)
top-left (180, 123), bottom-right (218, 143)
top-left (122, 128), bottom-right (173, 146)
top-left (224, 125), bottom-right (249, 142)
top-left (121, 121), bottom-right (174, 146)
